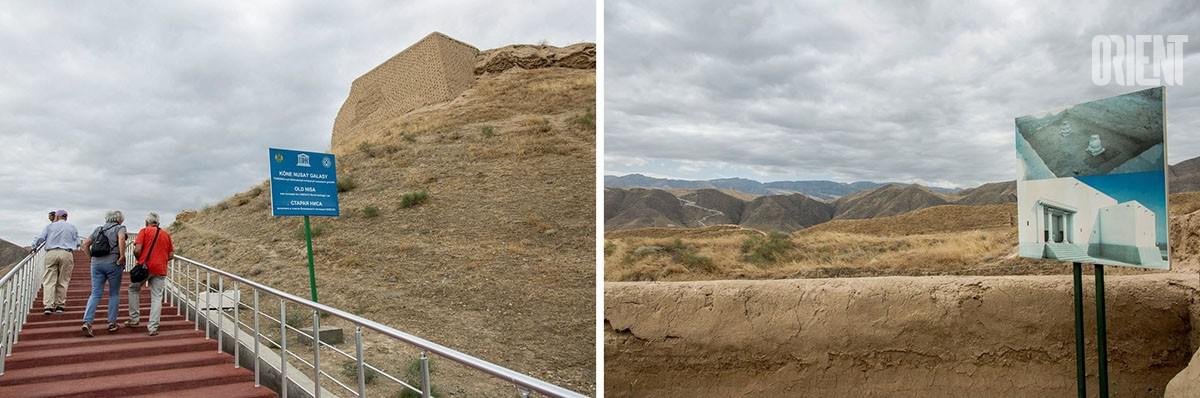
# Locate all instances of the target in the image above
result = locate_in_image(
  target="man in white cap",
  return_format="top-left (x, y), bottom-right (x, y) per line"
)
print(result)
top-left (31, 209), bottom-right (80, 315)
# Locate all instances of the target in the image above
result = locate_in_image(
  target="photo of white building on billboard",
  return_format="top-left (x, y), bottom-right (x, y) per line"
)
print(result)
top-left (1017, 177), bottom-right (1166, 268)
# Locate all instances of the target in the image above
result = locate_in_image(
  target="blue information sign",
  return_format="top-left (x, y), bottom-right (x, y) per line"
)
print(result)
top-left (269, 147), bottom-right (340, 217)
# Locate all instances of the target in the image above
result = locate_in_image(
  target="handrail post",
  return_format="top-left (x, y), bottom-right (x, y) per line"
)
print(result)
top-left (355, 326), bottom-right (365, 397)
top-left (194, 265), bottom-right (200, 331)
top-left (9, 268), bottom-right (18, 344)
top-left (313, 308), bottom-right (321, 398)
top-left (1, 284), bottom-right (8, 375)
top-left (233, 280), bottom-right (240, 368)
top-left (173, 260), bottom-right (181, 316)
top-left (2, 284), bottom-right (10, 356)
top-left (166, 260), bottom-right (173, 314)
top-left (162, 262), bottom-right (169, 306)
top-left (280, 300), bottom-right (288, 398)
top-left (14, 265), bottom-right (21, 340)
top-left (176, 260), bottom-right (182, 315)
top-left (205, 271), bottom-right (211, 340)
top-left (25, 260), bottom-right (33, 331)
top-left (254, 288), bottom-right (261, 387)
top-left (420, 351), bottom-right (431, 398)
top-left (10, 265), bottom-right (21, 348)
top-left (218, 276), bottom-right (225, 352)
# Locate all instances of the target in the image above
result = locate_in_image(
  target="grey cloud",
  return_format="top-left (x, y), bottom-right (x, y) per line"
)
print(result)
top-left (606, 0), bottom-right (1200, 188)
top-left (0, 0), bottom-right (594, 242)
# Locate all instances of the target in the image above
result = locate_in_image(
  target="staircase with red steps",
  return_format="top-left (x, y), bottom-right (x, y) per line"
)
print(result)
top-left (0, 250), bottom-right (275, 398)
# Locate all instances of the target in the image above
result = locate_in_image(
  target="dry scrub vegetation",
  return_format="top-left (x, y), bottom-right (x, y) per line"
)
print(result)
top-left (606, 194), bottom-right (1200, 282)
top-left (171, 66), bottom-right (595, 396)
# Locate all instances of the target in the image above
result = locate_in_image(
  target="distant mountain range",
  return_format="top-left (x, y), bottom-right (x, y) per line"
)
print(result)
top-left (605, 155), bottom-right (1200, 232)
top-left (604, 174), bottom-right (958, 200)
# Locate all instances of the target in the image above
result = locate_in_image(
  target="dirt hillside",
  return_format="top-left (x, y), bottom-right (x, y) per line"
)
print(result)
top-left (678, 189), bottom-right (745, 225)
top-left (170, 40), bottom-right (595, 396)
top-left (954, 180), bottom-right (1017, 205)
top-left (1171, 156), bottom-right (1200, 193)
top-left (604, 188), bottom-right (689, 230)
top-left (739, 194), bottom-right (833, 231)
top-left (833, 183), bottom-right (949, 219)
top-left (0, 239), bottom-right (26, 268)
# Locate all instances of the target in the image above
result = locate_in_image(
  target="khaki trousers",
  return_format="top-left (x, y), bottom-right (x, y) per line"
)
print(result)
top-left (128, 276), bottom-right (165, 331)
top-left (42, 250), bottom-right (74, 308)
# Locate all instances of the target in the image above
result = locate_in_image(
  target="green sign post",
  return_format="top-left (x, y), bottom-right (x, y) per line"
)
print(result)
top-left (304, 216), bottom-right (318, 302)
top-left (269, 147), bottom-right (340, 303)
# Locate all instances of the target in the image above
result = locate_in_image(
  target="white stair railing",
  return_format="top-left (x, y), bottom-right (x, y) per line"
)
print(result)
top-left (166, 254), bottom-right (587, 398)
top-left (0, 244), bottom-right (45, 375)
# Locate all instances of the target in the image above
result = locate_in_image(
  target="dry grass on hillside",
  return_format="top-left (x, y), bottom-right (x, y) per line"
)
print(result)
top-left (171, 67), bottom-right (595, 396)
top-left (605, 227), bottom-right (1027, 281)
top-left (808, 204), bottom-right (1015, 235)
top-left (1170, 191), bottom-right (1200, 216)
top-left (606, 195), bottom-right (1200, 282)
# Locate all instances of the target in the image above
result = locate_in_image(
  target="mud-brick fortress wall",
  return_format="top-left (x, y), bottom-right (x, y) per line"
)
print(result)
top-left (331, 32), bottom-right (479, 153)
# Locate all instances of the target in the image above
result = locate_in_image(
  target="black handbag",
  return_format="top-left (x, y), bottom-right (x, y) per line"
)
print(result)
top-left (130, 228), bottom-right (159, 284)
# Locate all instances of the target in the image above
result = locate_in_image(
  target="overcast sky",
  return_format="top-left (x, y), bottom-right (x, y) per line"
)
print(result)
top-left (0, 1), bottom-right (594, 244)
top-left (605, 0), bottom-right (1200, 188)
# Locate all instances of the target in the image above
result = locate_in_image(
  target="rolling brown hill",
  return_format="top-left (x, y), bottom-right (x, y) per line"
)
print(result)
top-left (955, 181), bottom-right (1017, 205)
top-left (169, 36), bottom-right (595, 396)
top-left (1170, 156), bottom-right (1200, 193)
top-left (605, 188), bottom-right (690, 230)
top-left (678, 189), bottom-right (746, 226)
top-left (605, 187), bottom-right (838, 232)
top-left (740, 194), bottom-right (834, 231)
top-left (833, 183), bottom-right (949, 219)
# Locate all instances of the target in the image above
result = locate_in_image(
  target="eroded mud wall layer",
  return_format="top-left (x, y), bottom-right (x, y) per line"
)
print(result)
top-left (605, 274), bottom-right (1199, 397)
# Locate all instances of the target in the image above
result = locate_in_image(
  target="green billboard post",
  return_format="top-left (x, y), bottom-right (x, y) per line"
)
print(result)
top-left (269, 147), bottom-right (340, 303)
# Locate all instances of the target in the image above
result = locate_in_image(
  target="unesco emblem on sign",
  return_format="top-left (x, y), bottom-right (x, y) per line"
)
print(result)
top-left (322, 156), bottom-right (332, 168)
top-left (297, 153), bottom-right (311, 167)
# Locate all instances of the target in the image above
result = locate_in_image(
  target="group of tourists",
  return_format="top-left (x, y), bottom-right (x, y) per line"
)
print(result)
top-left (31, 209), bottom-right (174, 337)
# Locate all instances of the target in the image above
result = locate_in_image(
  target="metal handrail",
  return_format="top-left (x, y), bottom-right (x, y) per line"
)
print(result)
top-left (0, 244), bottom-right (46, 375)
top-left (238, 309), bottom-right (415, 396)
top-left (171, 254), bottom-right (586, 398)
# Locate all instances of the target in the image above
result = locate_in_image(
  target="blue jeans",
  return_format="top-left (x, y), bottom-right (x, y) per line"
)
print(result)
top-left (83, 262), bottom-right (122, 324)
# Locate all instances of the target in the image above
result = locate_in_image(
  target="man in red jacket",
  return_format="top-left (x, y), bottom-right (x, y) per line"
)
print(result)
top-left (128, 212), bottom-right (174, 336)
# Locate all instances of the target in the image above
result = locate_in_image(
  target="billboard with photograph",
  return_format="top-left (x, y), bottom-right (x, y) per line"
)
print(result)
top-left (1015, 87), bottom-right (1168, 269)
